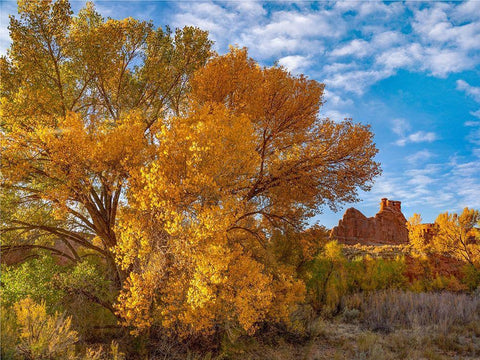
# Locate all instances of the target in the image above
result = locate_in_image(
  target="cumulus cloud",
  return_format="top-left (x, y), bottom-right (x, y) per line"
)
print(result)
top-left (325, 69), bottom-right (394, 95)
top-left (321, 110), bottom-right (352, 123)
top-left (396, 131), bottom-right (437, 146)
top-left (323, 89), bottom-right (353, 108)
top-left (391, 119), bottom-right (437, 146)
top-left (331, 39), bottom-right (371, 58)
top-left (2, 1), bottom-right (479, 96)
top-left (457, 80), bottom-right (480, 102)
top-left (278, 55), bottom-right (312, 74)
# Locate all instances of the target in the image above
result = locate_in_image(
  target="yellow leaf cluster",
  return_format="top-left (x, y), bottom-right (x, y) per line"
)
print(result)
top-left (1, 111), bottom-right (148, 209)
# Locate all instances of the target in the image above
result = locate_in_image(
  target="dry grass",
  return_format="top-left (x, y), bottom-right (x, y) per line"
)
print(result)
top-left (211, 322), bottom-right (480, 360)
top-left (201, 291), bottom-right (480, 360)
top-left (357, 290), bottom-right (480, 333)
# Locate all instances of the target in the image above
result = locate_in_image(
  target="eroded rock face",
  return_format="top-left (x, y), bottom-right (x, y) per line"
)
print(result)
top-left (330, 198), bottom-right (409, 245)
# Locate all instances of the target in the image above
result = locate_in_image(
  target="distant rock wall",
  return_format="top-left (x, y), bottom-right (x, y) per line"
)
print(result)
top-left (330, 198), bottom-right (409, 245)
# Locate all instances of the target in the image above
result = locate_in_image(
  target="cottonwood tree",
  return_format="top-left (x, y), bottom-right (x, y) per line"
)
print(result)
top-left (0, 0), bottom-right (212, 301)
top-left (114, 48), bottom-right (381, 335)
top-left (432, 208), bottom-right (480, 267)
top-left (407, 213), bottom-right (429, 252)
top-left (1, 0), bottom-right (381, 335)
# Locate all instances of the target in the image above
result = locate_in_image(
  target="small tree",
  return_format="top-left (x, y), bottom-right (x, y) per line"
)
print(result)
top-left (407, 213), bottom-right (430, 253)
top-left (432, 208), bottom-right (480, 268)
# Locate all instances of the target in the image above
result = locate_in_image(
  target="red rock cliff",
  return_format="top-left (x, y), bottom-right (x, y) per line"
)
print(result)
top-left (330, 198), bottom-right (409, 245)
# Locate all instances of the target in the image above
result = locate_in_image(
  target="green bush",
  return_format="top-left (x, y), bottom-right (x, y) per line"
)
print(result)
top-left (357, 256), bottom-right (407, 291)
top-left (306, 241), bottom-right (348, 314)
top-left (0, 256), bottom-right (65, 309)
top-left (462, 264), bottom-right (480, 291)
top-left (305, 242), bottom-right (408, 314)
top-left (1, 304), bottom-right (20, 360)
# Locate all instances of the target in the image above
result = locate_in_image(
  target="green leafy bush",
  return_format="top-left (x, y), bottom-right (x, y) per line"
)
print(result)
top-left (1, 304), bottom-right (20, 360)
top-left (462, 264), bottom-right (480, 291)
top-left (357, 256), bottom-right (407, 291)
top-left (0, 256), bottom-right (65, 308)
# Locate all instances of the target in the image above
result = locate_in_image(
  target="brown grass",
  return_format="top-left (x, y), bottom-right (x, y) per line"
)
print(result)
top-left (356, 290), bottom-right (480, 334)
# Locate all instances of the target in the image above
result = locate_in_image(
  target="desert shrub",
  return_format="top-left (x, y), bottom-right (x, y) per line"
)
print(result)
top-left (357, 256), bottom-right (407, 291)
top-left (430, 274), bottom-right (467, 292)
top-left (360, 290), bottom-right (480, 333)
top-left (54, 259), bottom-right (118, 338)
top-left (83, 341), bottom-right (125, 360)
top-left (306, 241), bottom-right (348, 314)
top-left (462, 264), bottom-right (480, 291)
top-left (1, 256), bottom-right (118, 342)
top-left (306, 243), bottom-right (409, 314)
top-left (1, 304), bottom-right (20, 360)
top-left (342, 307), bottom-right (361, 323)
top-left (12, 297), bottom-right (78, 360)
top-left (0, 256), bottom-right (65, 308)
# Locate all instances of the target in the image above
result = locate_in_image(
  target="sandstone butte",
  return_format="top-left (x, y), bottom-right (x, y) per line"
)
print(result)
top-left (330, 198), bottom-right (412, 245)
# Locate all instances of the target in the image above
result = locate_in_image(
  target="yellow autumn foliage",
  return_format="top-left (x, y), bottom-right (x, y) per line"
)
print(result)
top-left (114, 49), bottom-right (380, 336)
top-left (13, 297), bottom-right (78, 360)
top-left (2, 0), bottom-right (380, 340)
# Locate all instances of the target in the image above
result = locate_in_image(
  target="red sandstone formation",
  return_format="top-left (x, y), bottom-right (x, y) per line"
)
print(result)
top-left (330, 198), bottom-right (409, 245)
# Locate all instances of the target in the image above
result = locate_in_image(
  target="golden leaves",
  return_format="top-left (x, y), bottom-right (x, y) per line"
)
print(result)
top-left (432, 208), bottom-right (480, 266)
top-left (114, 47), bottom-right (380, 337)
top-left (3, 2), bottom-right (382, 338)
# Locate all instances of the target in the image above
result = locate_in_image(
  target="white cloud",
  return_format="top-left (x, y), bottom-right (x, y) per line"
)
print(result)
top-left (334, 1), bottom-right (404, 19)
top-left (453, 0), bottom-right (480, 22)
top-left (457, 80), bottom-right (480, 103)
top-left (231, 1), bottom-right (266, 18)
top-left (470, 110), bottom-right (480, 119)
top-left (396, 131), bottom-right (437, 146)
top-left (408, 131), bottom-right (437, 143)
top-left (325, 69), bottom-right (393, 94)
top-left (405, 150), bottom-right (434, 164)
top-left (0, 1), bottom-right (18, 56)
top-left (391, 118), bottom-right (437, 146)
top-left (323, 89), bottom-right (353, 108)
top-left (422, 48), bottom-right (474, 77)
top-left (391, 118), bottom-right (411, 136)
top-left (363, 155), bottom-right (480, 215)
top-left (321, 110), bottom-right (352, 123)
top-left (467, 127), bottom-right (480, 146)
top-left (413, 4), bottom-right (480, 51)
top-left (331, 39), bottom-right (370, 58)
top-left (465, 121), bottom-right (480, 127)
top-left (278, 55), bottom-right (312, 74)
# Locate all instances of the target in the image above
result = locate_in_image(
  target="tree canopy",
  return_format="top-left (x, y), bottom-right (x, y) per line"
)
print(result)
top-left (1, 0), bottom-right (212, 288)
top-left (431, 208), bottom-right (480, 267)
top-left (1, 0), bottom-right (380, 336)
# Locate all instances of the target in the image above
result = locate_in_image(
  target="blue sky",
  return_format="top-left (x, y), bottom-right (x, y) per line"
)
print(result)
top-left (1, 1), bottom-right (480, 228)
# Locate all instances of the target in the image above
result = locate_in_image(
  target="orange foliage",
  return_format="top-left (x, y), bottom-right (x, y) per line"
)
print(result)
top-left (114, 48), bottom-right (380, 336)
